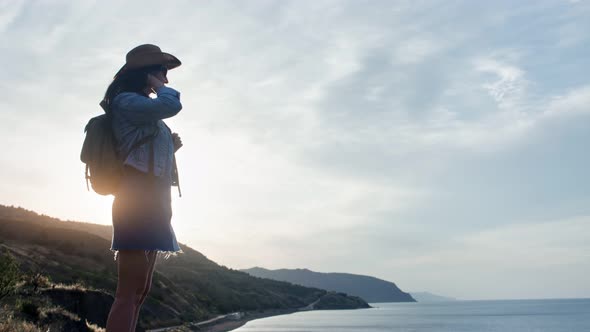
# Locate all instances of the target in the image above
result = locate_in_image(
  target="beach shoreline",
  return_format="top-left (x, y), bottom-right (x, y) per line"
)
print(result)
top-left (200, 309), bottom-right (299, 332)
top-left (148, 308), bottom-right (299, 332)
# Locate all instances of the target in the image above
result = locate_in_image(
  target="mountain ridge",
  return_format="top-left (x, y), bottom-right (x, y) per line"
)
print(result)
top-left (242, 266), bottom-right (416, 303)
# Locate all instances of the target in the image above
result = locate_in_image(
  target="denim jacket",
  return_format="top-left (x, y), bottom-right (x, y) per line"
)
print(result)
top-left (110, 86), bottom-right (182, 186)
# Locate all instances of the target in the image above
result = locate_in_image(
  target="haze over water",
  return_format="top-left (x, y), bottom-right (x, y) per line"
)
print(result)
top-left (235, 299), bottom-right (590, 332)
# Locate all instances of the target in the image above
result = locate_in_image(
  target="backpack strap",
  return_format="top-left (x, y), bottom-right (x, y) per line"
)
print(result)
top-left (148, 137), bottom-right (155, 175)
top-left (85, 164), bottom-right (90, 191)
top-left (161, 122), bottom-right (182, 198)
top-left (172, 155), bottom-right (181, 197)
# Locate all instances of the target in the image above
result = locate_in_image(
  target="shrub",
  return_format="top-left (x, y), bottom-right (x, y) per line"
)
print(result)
top-left (0, 248), bottom-right (20, 300)
top-left (23, 273), bottom-right (51, 293)
top-left (16, 299), bottom-right (40, 319)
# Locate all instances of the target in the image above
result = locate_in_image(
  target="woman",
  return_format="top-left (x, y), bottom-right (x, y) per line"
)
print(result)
top-left (102, 44), bottom-right (184, 332)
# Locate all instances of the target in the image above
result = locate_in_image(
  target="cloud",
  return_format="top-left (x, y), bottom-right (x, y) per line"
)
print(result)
top-left (384, 215), bottom-right (590, 299)
top-left (543, 85), bottom-right (590, 118)
top-left (475, 57), bottom-right (527, 109)
top-left (392, 38), bottom-right (444, 65)
top-left (395, 215), bottom-right (590, 268)
top-left (0, 0), bottom-right (25, 33)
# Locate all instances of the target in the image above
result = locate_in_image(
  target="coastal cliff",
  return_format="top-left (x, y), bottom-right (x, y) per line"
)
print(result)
top-left (0, 204), bottom-right (370, 331)
top-left (242, 267), bottom-right (416, 303)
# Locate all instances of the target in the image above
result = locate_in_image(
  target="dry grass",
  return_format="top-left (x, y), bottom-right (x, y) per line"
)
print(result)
top-left (0, 303), bottom-right (107, 332)
top-left (38, 304), bottom-right (81, 322)
top-left (85, 319), bottom-right (106, 332)
top-left (50, 281), bottom-right (91, 291)
top-left (0, 315), bottom-right (42, 332)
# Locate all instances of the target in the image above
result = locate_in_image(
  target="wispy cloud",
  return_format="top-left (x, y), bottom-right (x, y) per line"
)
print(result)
top-left (475, 57), bottom-right (527, 109)
top-left (0, 0), bottom-right (25, 33)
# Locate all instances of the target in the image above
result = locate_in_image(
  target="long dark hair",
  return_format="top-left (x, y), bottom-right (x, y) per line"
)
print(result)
top-left (100, 64), bottom-right (164, 113)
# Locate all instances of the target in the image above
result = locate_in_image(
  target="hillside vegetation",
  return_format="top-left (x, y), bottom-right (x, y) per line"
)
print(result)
top-left (0, 205), bottom-right (369, 331)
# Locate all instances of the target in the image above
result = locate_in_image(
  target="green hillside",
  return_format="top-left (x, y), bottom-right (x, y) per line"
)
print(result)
top-left (0, 205), bottom-right (370, 331)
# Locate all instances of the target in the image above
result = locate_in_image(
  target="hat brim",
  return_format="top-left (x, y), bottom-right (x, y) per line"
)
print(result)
top-left (114, 52), bottom-right (181, 79)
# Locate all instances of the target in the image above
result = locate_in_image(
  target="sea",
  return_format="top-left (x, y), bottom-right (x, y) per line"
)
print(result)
top-left (233, 298), bottom-right (590, 332)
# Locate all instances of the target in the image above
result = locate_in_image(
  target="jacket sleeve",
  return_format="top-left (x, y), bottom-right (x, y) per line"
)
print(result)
top-left (115, 86), bottom-right (182, 124)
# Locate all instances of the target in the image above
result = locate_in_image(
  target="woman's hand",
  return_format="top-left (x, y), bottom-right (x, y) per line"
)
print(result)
top-left (147, 73), bottom-right (165, 90)
top-left (172, 132), bottom-right (183, 152)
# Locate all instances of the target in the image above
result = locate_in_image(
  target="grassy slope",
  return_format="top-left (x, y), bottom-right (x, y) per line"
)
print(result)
top-left (0, 205), bottom-right (369, 330)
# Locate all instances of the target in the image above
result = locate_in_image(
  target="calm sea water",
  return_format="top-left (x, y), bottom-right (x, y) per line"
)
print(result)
top-left (234, 299), bottom-right (590, 332)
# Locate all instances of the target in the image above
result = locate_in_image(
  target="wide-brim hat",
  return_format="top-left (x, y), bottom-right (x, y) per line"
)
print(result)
top-left (114, 44), bottom-right (181, 78)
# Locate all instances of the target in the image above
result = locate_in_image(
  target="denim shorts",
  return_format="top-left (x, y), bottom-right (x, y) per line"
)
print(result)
top-left (110, 166), bottom-right (182, 261)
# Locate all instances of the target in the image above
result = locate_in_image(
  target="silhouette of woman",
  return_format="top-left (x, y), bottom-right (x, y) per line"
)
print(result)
top-left (101, 44), bottom-right (184, 332)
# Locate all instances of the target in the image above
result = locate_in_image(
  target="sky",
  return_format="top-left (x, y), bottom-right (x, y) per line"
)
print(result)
top-left (1, 0), bottom-right (589, 300)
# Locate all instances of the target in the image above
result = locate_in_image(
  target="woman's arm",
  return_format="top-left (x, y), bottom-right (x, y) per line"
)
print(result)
top-left (115, 86), bottom-right (182, 124)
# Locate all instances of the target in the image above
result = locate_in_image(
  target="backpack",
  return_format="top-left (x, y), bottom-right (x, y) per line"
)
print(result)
top-left (80, 113), bottom-right (156, 195)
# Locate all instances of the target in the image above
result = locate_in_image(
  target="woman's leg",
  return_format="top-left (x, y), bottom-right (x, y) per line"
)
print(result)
top-left (130, 250), bottom-right (158, 332)
top-left (106, 250), bottom-right (153, 332)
